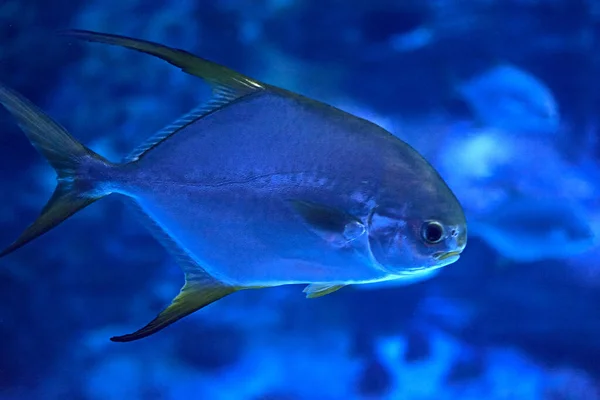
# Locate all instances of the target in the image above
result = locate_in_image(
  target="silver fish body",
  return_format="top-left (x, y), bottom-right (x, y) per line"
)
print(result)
top-left (0, 30), bottom-right (467, 342)
top-left (119, 89), bottom-right (457, 286)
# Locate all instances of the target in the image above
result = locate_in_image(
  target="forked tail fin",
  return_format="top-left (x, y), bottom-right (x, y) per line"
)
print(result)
top-left (0, 83), bottom-right (114, 257)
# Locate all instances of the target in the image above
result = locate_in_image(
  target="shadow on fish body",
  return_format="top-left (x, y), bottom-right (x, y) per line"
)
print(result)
top-left (0, 29), bottom-right (467, 342)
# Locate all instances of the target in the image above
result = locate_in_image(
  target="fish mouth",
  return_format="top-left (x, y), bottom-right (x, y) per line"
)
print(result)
top-left (433, 250), bottom-right (462, 261)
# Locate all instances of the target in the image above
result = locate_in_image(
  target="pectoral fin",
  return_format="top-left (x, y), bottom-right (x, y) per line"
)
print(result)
top-left (303, 283), bottom-right (346, 298)
top-left (288, 200), bottom-right (366, 247)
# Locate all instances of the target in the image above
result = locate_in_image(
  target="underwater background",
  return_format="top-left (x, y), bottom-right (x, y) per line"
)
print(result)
top-left (1, 0), bottom-right (600, 399)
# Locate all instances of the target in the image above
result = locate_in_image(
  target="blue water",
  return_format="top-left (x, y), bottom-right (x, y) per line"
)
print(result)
top-left (1, 1), bottom-right (600, 399)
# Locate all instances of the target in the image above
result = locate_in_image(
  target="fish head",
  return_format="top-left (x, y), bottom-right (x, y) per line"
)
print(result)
top-left (367, 172), bottom-right (467, 276)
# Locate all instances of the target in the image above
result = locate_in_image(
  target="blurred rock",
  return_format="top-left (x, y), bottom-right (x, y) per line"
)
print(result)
top-left (356, 358), bottom-right (393, 398)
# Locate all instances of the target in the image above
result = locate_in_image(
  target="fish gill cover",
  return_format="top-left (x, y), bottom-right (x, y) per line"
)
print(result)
top-left (0, 0), bottom-right (599, 399)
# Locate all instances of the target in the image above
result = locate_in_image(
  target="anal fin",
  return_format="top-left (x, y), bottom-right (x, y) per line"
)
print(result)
top-left (303, 283), bottom-right (346, 299)
top-left (111, 202), bottom-right (240, 343)
top-left (111, 269), bottom-right (237, 342)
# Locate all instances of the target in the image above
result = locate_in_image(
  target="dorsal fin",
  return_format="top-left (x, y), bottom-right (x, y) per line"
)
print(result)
top-left (58, 29), bottom-right (265, 96)
top-left (58, 29), bottom-right (267, 163)
top-left (123, 87), bottom-right (249, 162)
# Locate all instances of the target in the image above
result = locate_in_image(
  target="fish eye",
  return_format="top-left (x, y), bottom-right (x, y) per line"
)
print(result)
top-left (421, 221), bottom-right (445, 244)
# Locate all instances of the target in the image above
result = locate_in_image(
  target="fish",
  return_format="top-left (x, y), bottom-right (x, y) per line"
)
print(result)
top-left (456, 64), bottom-right (560, 135)
top-left (0, 29), bottom-right (467, 342)
top-left (469, 197), bottom-right (596, 263)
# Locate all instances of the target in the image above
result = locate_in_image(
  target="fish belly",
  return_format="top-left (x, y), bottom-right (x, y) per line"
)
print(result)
top-left (132, 183), bottom-right (387, 287)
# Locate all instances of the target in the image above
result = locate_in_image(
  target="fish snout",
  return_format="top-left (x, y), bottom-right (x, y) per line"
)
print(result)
top-left (432, 224), bottom-right (467, 265)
